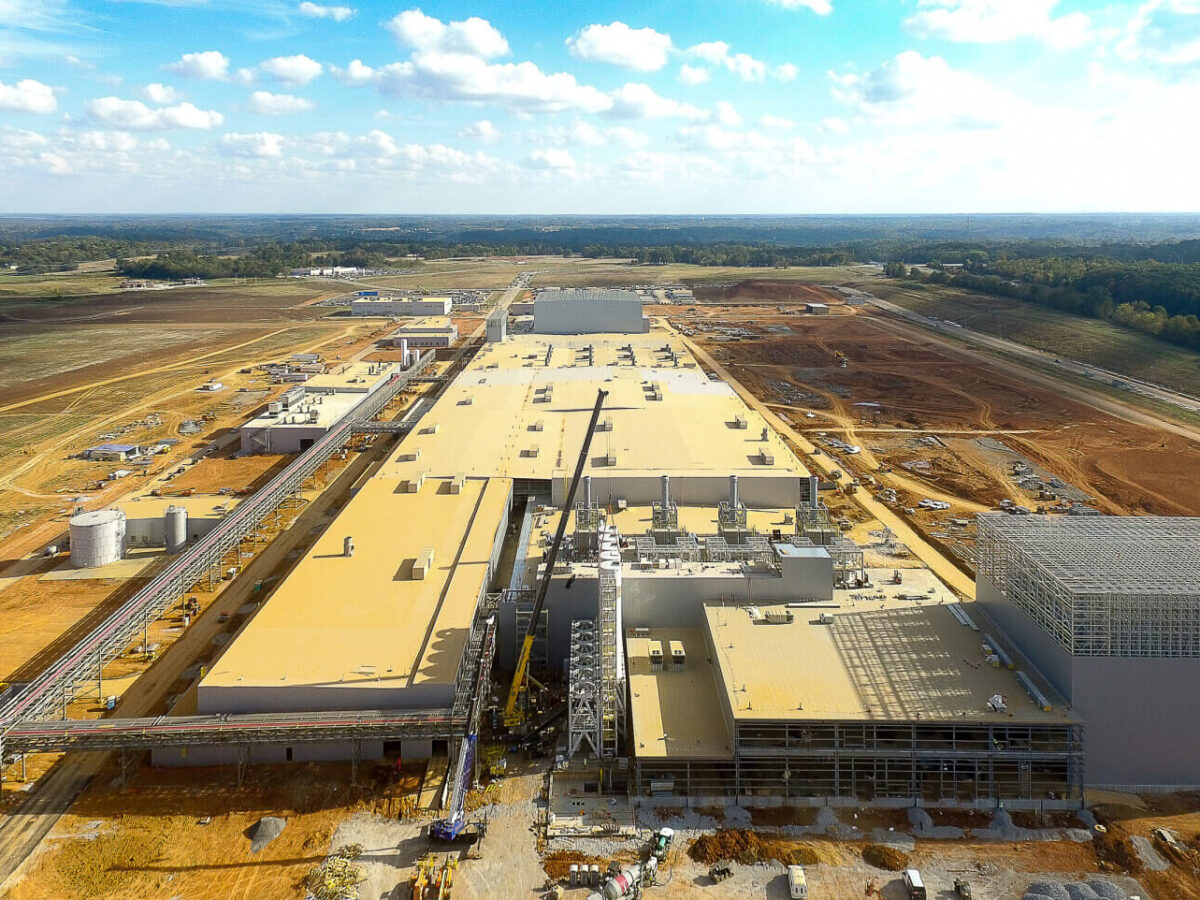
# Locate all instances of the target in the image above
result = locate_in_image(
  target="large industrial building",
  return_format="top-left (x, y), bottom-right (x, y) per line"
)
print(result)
top-left (976, 514), bottom-right (1200, 788)
top-left (351, 296), bottom-right (452, 317)
top-left (533, 289), bottom-right (649, 335)
top-left (389, 317), bottom-right (459, 348)
top-left (239, 363), bottom-right (397, 454)
top-left (150, 315), bottom-right (1168, 807)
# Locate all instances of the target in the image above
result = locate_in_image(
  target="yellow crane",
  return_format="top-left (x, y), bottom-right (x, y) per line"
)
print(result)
top-left (502, 388), bottom-right (607, 729)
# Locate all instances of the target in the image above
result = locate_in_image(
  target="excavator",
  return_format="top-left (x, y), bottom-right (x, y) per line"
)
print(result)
top-left (502, 388), bottom-right (608, 730)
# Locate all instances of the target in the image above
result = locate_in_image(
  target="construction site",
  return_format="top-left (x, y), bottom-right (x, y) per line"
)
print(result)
top-left (0, 261), bottom-right (1199, 900)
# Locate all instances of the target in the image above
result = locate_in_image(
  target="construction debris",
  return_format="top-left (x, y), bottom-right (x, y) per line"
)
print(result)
top-left (305, 844), bottom-right (365, 900)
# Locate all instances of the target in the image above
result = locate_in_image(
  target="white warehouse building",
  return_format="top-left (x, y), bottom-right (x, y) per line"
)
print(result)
top-left (533, 289), bottom-right (650, 335)
top-left (350, 296), bottom-right (452, 317)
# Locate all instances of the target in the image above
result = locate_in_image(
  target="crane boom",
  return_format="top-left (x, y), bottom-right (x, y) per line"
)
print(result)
top-left (503, 388), bottom-right (608, 728)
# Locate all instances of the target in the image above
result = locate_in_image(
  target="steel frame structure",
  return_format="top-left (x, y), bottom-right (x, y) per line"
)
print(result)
top-left (0, 352), bottom-right (434, 742)
top-left (977, 514), bottom-right (1200, 657)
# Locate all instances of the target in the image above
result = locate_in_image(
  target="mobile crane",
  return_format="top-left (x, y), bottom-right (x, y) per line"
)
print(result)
top-left (502, 388), bottom-right (608, 730)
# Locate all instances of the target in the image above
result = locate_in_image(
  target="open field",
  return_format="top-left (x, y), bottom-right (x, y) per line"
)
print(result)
top-left (855, 277), bottom-right (1200, 400)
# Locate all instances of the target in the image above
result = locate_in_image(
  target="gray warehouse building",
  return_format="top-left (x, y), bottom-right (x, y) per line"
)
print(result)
top-left (533, 289), bottom-right (649, 335)
top-left (976, 514), bottom-right (1200, 789)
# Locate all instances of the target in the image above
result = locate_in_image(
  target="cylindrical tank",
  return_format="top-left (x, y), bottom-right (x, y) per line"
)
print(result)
top-left (583, 475), bottom-right (593, 507)
top-left (602, 864), bottom-right (642, 900)
top-left (69, 509), bottom-right (126, 568)
top-left (660, 474), bottom-right (670, 507)
top-left (164, 504), bottom-right (188, 553)
top-left (729, 474), bottom-right (740, 508)
top-left (398, 338), bottom-right (409, 366)
top-left (569, 864), bottom-right (579, 886)
top-left (589, 864), bottom-right (601, 885)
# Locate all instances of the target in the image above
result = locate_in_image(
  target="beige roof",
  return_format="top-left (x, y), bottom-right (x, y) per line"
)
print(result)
top-left (704, 602), bottom-right (1076, 725)
top-left (626, 628), bottom-right (734, 759)
top-left (394, 316), bottom-right (455, 332)
top-left (304, 361), bottom-right (396, 392)
top-left (202, 475), bottom-right (510, 692)
top-left (382, 332), bottom-right (809, 485)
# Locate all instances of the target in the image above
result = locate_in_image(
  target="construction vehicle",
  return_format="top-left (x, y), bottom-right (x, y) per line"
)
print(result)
top-left (503, 388), bottom-right (608, 730)
top-left (953, 877), bottom-right (973, 899)
top-left (595, 862), bottom-right (644, 900)
top-left (430, 734), bottom-right (480, 842)
top-left (649, 827), bottom-right (674, 860)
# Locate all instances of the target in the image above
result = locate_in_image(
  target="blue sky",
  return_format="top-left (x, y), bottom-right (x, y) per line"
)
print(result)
top-left (0, 0), bottom-right (1196, 213)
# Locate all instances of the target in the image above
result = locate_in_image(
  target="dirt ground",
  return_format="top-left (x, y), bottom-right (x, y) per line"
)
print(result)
top-left (672, 286), bottom-right (1200, 551)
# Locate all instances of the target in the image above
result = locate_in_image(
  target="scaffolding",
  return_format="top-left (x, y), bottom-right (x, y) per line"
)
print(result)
top-left (566, 619), bottom-right (602, 757)
top-left (977, 514), bottom-right (1200, 657)
top-left (597, 523), bottom-right (625, 757)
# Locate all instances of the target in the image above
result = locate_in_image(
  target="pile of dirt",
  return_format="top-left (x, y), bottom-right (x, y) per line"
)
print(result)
top-left (688, 829), bottom-right (821, 866)
top-left (1093, 830), bottom-right (1144, 874)
top-left (543, 851), bottom-right (607, 880)
top-left (862, 842), bottom-right (910, 871)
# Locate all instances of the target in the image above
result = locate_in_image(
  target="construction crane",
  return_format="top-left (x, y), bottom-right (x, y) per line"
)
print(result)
top-left (430, 734), bottom-right (478, 841)
top-left (502, 388), bottom-right (608, 729)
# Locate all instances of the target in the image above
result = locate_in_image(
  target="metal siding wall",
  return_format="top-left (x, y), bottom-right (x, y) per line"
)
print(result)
top-left (1072, 656), bottom-right (1200, 786)
top-left (976, 576), bottom-right (1075, 700)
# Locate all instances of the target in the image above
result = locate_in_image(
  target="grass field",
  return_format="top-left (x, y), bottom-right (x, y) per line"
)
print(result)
top-left (853, 278), bottom-right (1200, 398)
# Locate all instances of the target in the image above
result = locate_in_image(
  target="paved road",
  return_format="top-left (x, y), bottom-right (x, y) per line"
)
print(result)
top-left (665, 322), bottom-right (977, 598)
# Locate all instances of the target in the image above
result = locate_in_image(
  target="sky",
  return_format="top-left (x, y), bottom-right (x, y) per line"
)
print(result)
top-left (0, 0), bottom-right (1197, 214)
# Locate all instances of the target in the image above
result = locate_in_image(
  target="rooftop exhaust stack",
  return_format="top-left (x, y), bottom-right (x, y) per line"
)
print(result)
top-left (343, 536), bottom-right (354, 558)
top-left (729, 474), bottom-right (740, 509)
top-left (809, 475), bottom-right (819, 507)
top-left (661, 475), bottom-right (671, 507)
top-left (584, 475), bottom-right (593, 507)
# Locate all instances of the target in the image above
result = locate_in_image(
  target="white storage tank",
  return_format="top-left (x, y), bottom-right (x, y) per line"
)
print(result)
top-left (164, 505), bottom-right (188, 554)
top-left (69, 509), bottom-right (127, 568)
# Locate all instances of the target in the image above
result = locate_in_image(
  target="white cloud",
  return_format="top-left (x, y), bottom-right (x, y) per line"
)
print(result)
top-left (764, 0), bottom-right (832, 13)
top-left (459, 119), bottom-right (501, 142)
top-left (297, 2), bottom-right (353, 21)
top-left (367, 53), bottom-right (612, 115)
top-left (608, 126), bottom-right (649, 148)
top-left (166, 50), bottom-right (230, 81)
top-left (221, 131), bottom-right (286, 158)
top-left (1117, 0), bottom-right (1200, 67)
top-left (820, 116), bottom-right (849, 134)
top-left (387, 9), bottom-right (509, 58)
top-left (246, 90), bottom-right (314, 115)
top-left (773, 62), bottom-right (800, 81)
top-left (908, 0), bottom-right (1092, 49)
top-left (333, 59), bottom-right (377, 85)
top-left (760, 114), bottom-right (795, 129)
top-left (524, 147), bottom-right (577, 172)
top-left (679, 64), bottom-right (711, 86)
top-left (566, 22), bottom-right (673, 72)
top-left (259, 54), bottom-right (323, 87)
top-left (86, 97), bottom-right (224, 130)
top-left (604, 82), bottom-right (708, 120)
top-left (685, 41), bottom-right (767, 82)
top-left (0, 78), bottom-right (56, 114)
top-left (140, 83), bottom-right (180, 104)
top-left (715, 100), bottom-right (742, 126)
top-left (829, 51), bottom-right (1025, 128)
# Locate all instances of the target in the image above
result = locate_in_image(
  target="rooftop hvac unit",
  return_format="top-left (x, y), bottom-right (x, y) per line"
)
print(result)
top-left (457, 396), bottom-right (473, 406)
top-left (603, 453), bottom-right (617, 466)
top-left (982, 634), bottom-right (1015, 668)
top-left (398, 448), bottom-right (422, 461)
top-left (420, 423), bottom-right (440, 435)
top-left (759, 451), bottom-right (775, 465)
top-left (529, 420), bottom-right (544, 432)
top-left (450, 473), bottom-right (465, 494)
top-left (764, 610), bottom-right (795, 624)
top-left (732, 416), bottom-right (747, 429)
top-left (413, 547), bottom-right (435, 580)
